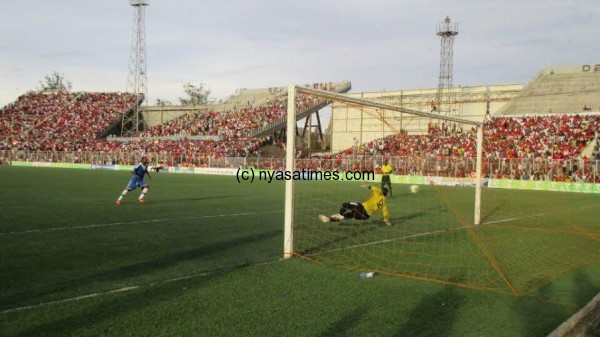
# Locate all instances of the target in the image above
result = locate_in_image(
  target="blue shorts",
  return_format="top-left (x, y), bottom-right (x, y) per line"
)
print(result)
top-left (127, 176), bottom-right (148, 190)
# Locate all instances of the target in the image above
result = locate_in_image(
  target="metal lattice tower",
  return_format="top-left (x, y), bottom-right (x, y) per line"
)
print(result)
top-left (436, 16), bottom-right (458, 116)
top-left (122, 0), bottom-right (149, 135)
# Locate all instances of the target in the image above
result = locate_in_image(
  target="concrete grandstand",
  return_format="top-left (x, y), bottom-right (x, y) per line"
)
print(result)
top-left (498, 65), bottom-right (600, 115)
top-left (329, 64), bottom-right (600, 153)
top-left (1, 67), bottom-right (599, 175)
top-left (0, 82), bottom-right (350, 161)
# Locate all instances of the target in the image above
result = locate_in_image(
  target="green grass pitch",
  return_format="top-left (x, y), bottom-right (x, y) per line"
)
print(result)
top-left (0, 166), bottom-right (598, 336)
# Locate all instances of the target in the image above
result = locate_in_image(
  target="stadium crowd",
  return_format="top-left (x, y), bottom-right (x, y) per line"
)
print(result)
top-left (1, 87), bottom-right (598, 182)
top-left (133, 93), bottom-right (322, 138)
top-left (1, 92), bottom-right (137, 151)
top-left (0, 83), bottom-right (346, 157)
top-left (95, 138), bottom-right (263, 159)
top-left (593, 137), bottom-right (600, 160)
top-left (332, 115), bottom-right (600, 182)
top-left (350, 115), bottom-right (599, 161)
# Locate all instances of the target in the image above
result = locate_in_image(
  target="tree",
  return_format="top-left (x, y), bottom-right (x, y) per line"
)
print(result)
top-left (178, 82), bottom-right (211, 105)
top-left (155, 98), bottom-right (172, 106)
top-left (38, 72), bottom-right (72, 92)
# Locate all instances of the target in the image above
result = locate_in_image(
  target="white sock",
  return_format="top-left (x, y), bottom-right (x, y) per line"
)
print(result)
top-left (117, 190), bottom-right (128, 201)
top-left (139, 187), bottom-right (149, 200)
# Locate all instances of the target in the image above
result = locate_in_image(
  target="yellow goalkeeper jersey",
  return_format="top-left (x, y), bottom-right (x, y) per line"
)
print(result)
top-left (381, 164), bottom-right (393, 175)
top-left (362, 186), bottom-right (389, 221)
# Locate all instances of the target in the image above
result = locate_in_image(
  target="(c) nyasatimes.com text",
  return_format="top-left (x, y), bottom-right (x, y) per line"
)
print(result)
top-left (236, 168), bottom-right (375, 184)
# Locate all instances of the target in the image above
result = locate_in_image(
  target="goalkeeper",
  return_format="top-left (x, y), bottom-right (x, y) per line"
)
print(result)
top-left (319, 184), bottom-right (391, 226)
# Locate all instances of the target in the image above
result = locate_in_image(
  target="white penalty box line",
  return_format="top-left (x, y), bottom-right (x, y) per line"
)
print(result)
top-left (482, 202), bottom-right (600, 225)
top-left (0, 259), bottom-right (280, 315)
top-left (0, 210), bottom-right (284, 235)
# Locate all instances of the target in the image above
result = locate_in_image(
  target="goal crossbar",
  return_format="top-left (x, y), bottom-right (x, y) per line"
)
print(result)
top-left (295, 86), bottom-right (482, 126)
top-left (284, 85), bottom-right (484, 260)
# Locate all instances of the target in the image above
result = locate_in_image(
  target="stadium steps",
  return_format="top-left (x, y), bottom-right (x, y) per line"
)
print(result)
top-left (251, 84), bottom-right (352, 138)
top-left (217, 89), bottom-right (282, 113)
top-left (141, 106), bottom-right (206, 128)
top-left (258, 144), bottom-right (286, 158)
top-left (496, 70), bottom-right (545, 115)
top-left (499, 71), bottom-right (600, 115)
top-left (580, 134), bottom-right (598, 159)
top-left (98, 95), bottom-right (144, 138)
top-left (120, 89), bottom-right (284, 136)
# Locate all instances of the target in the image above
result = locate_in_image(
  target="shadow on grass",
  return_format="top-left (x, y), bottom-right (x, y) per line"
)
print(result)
top-left (299, 208), bottom-right (435, 257)
top-left (393, 204), bottom-right (449, 225)
top-left (1, 229), bottom-right (281, 311)
top-left (395, 285), bottom-right (464, 337)
top-left (299, 224), bottom-right (379, 256)
top-left (573, 269), bottom-right (599, 308)
top-left (394, 211), bottom-right (426, 223)
top-left (12, 264), bottom-right (248, 337)
top-left (516, 278), bottom-right (567, 336)
top-left (321, 306), bottom-right (369, 337)
top-left (516, 268), bottom-right (600, 336)
top-left (480, 198), bottom-right (507, 224)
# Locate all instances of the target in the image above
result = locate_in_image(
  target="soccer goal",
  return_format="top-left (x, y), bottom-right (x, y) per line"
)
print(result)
top-left (281, 85), bottom-right (508, 289)
top-left (282, 85), bottom-right (600, 296)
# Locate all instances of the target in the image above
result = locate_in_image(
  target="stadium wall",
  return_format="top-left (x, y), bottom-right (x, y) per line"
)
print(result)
top-left (330, 83), bottom-right (523, 153)
top-left (141, 85), bottom-right (290, 128)
top-left (499, 65), bottom-right (600, 115)
top-left (331, 64), bottom-right (600, 153)
top-left (142, 105), bottom-right (208, 127)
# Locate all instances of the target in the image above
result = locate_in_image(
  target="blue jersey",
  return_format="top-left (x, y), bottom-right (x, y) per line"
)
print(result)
top-left (133, 163), bottom-right (148, 179)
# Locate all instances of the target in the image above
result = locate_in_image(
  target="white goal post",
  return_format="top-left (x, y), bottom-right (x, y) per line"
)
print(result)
top-left (283, 85), bottom-right (483, 259)
top-left (283, 85), bottom-right (296, 259)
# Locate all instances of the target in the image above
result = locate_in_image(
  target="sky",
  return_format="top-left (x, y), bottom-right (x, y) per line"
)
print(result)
top-left (1, 0), bottom-right (599, 107)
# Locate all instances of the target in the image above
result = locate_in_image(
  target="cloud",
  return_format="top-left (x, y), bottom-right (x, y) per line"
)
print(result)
top-left (1, 0), bottom-right (599, 107)
top-left (39, 51), bottom-right (96, 59)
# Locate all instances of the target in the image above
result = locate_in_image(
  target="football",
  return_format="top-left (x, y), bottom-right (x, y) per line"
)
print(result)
top-left (410, 185), bottom-right (420, 193)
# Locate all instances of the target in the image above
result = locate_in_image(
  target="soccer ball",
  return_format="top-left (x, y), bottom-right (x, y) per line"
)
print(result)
top-left (410, 185), bottom-right (420, 194)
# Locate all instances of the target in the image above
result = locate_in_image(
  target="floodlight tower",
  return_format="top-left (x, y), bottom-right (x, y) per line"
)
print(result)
top-left (436, 16), bottom-right (458, 116)
top-left (122, 0), bottom-right (149, 135)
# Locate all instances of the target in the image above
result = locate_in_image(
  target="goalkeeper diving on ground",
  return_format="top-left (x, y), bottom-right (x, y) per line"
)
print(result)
top-left (319, 184), bottom-right (391, 226)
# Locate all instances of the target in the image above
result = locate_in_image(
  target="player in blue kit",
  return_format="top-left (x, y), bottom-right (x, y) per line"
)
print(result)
top-left (116, 156), bottom-right (151, 205)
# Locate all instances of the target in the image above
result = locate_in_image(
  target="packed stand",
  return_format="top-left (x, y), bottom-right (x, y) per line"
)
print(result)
top-left (93, 138), bottom-right (262, 159)
top-left (337, 115), bottom-right (600, 182)
top-left (350, 115), bottom-right (599, 161)
top-left (135, 95), bottom-right (291, 138)
top-left (134, 83), bottom-right (348, 139)
top-left (593, 137), bottom-right (600, 160)
top-left (1, 83), bottom-right (349, 158)
top-left (90, 82), bottom-right (346, 158)
top-left (1, 92), bottom-right (137, 151)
